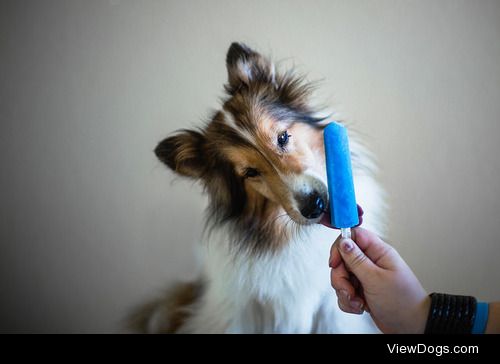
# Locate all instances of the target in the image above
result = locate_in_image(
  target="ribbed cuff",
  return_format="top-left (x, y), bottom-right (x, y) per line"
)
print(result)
top-left (424, 293), bottom-right (477, 334)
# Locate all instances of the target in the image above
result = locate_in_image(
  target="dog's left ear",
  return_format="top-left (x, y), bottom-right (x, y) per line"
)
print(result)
top-left (225, 42), bottom-right (275, 93)
top-left (154, 129), bottom-right (206, 179)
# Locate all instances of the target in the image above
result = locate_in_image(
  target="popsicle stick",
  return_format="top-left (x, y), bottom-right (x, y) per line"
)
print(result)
top-left (340, 228), bottom-right (351, 240)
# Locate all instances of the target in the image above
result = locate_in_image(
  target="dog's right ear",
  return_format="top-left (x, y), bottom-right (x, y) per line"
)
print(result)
top-left (154, 129), bottom-right (206, 179)
top-left (225, 42), bottom-right (275, 93)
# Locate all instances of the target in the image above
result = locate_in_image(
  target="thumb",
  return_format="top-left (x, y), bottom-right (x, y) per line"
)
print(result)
top-left (337, 238), bottom-right (378, 282)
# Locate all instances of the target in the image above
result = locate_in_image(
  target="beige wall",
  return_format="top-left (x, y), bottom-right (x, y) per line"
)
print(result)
top-left (1, 0), bottom-right (499, 333)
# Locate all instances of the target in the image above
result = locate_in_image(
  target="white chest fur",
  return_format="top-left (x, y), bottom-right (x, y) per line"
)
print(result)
top-left (179, 157), bottom-right (385, 334)
top-left (181, 224), bottom-right (379, 334)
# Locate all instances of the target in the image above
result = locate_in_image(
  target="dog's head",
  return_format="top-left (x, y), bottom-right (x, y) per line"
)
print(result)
top-left (155, 43), bottom-right (330, 251)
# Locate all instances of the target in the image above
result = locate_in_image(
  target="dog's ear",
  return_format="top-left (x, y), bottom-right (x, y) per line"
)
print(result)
top-left (225, 42), bottom-right (275, 93)
top-left (154, 129), bottom-right (206, 179)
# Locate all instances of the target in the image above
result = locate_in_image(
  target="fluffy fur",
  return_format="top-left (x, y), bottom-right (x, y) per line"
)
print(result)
top-left (131, 42), bottom-right (385, 333)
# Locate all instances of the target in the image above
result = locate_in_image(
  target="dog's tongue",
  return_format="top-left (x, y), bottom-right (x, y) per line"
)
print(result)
top-left (319, 212), bottom-right (333, 228)
top-left (319, 204), bottom-right (364, 229)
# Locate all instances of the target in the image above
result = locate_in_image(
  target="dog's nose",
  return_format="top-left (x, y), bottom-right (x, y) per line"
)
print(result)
top-left (300, 193), bottom-right (326, 219)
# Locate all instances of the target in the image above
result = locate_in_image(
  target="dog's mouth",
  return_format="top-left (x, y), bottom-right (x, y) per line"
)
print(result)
top-left (319, 210), bottom-right (332, 227)
top-left (317, 205), bottom-right (364, 229)
top-left (285, 205), bottom-right (330, 227)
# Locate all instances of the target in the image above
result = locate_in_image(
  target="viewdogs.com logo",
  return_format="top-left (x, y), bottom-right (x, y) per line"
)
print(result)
top-left (387, 343), bottom-right (479, 357)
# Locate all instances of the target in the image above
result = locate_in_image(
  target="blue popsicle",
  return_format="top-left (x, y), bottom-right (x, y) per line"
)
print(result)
top-left (324, 122), bottom-right (359, 238)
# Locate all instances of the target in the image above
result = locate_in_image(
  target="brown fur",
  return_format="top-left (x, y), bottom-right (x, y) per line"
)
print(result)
top-left (127, 281), bottom-right (203, 334)
top-left (154, 43), bottom-right (327, 252)
top-left (134, 43), bottom-right (331, 332)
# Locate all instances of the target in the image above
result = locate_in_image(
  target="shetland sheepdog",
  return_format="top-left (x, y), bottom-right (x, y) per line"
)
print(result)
top-left (131, 42), bottom-right (385, 333)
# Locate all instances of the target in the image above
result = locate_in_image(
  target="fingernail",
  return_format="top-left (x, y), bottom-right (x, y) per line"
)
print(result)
top-left (340, 239), bottom-right (353, 253)
top-left (349, 300), bottom-right (363, 310)
top-left (339, 289), bottom-right (350, 300)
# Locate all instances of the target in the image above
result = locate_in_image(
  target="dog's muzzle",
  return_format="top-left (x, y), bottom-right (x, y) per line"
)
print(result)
top-left (298, 191), bottom-right (327, 220)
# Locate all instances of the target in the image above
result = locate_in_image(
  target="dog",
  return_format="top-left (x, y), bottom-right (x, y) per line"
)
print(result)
top-left (130, 42), bottom-right (386, 333)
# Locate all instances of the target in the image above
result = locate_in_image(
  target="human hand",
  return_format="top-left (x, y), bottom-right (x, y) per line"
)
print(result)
top-left (329, 227), bottom-right (431, 334)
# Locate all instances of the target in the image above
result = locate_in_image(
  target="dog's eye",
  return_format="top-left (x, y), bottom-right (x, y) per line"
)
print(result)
top-left (244, 168), bottom-right (260, 178)
top-left (277, 131), bottom-right (291, 149)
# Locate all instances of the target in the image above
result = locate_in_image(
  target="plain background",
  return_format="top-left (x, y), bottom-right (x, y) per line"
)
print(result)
top-left (1, 0), bottom-right (499, 333)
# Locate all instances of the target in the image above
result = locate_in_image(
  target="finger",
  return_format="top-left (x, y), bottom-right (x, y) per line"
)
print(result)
top-left (349, 272), bottom-right (361, 291)
top-left (335, 288), bottom-right (352, 310)
top-left (351, 227), bottom-right (398, 268)
top-left (337, 298), bottom-right (352, 314)
top-left (336, 286), bottom-right (366, 314)
top-left (337, 237), bottom-right (378, 282)
top-left (330, 262), bottom-right (356, 298)
top-left (331, 271), bottom-right (365, 309)
top-left (329, 234), bottom-right (343, 268)
top-left (338, 296), bottom-right (364, 315)
top-left (351, 274), bottom-right (366, 302)
top-left (332, 268), bottom-right (366, 314)
top-left (350, 275), bottom-right (367, 309)
top-left (345, 274), bottom-right (367, 309)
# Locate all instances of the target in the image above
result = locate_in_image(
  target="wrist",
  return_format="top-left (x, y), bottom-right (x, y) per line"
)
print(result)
top-left (414, 295), bottom-right (431, 334)
top-left (485, 302), bottom-right (500, 334)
